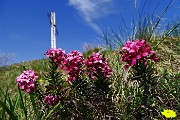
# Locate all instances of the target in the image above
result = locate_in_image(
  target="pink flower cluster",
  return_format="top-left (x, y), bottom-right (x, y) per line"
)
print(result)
top-left (120, 39), bottom-right (158, 69)
top-left (44, 95), bottom-right (59, 106)
top-left (46, 48), bottom-right (65, 65)
top-left (16, 70), bottom-right (38, 93)
top-left (85, 52), bottom-right (112, 79)
top-left (62, 50), bottom-right (84, 81)
top-left (45, 48), bottom-right (113, 81)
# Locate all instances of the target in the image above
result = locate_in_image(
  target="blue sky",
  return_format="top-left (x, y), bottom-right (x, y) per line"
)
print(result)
top-left (0, 0), bottom-right (180, 64)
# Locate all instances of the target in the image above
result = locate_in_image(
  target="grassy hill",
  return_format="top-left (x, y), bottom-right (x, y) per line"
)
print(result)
top-left (0, 37), bottom-right (179, 93)
top-left (0, 59), bottom-right (49, 92)
top-left (0, 37), bottom-right (179, 119)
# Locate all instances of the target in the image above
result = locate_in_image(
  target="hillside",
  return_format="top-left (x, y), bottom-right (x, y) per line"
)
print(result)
top-left (0, 38), bottom-right (179, 92)
top-left (0, 37), bottom-right (180, 119)
top-left (0, 59), bottom-right (49, 92)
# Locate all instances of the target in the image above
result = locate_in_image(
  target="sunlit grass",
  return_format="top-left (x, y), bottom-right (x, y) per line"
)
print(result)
top-left (0, 0), bottom-right (180, 119)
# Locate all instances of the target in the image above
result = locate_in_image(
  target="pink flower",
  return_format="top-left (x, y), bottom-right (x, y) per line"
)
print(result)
top-left (16, 70), bottom-right (38, 93)
top-left (46, 48), bottom-right (66, 65)
top-left (62, 50), bottom-right (84, 81)
top-left (120, 39), bottom-right (158, 69)
top-left (44, 95), bottom-right (59, 106)
top-left (85, 52), bottom-right (112, 80)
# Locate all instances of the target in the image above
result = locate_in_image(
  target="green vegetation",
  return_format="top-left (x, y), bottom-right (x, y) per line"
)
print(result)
top-left (0, 59), bottom-right (49, 93)
top-left (0, 36), bottom-right (179, 119)
top-left (0, 1), bottom-right (180, 119)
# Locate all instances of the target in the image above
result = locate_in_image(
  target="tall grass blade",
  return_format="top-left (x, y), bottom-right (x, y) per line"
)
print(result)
top-left (1, 89), bottom-right (8, 119)
top-left (45, 102), bottom-right (61, 120)
top-left (148, 0), bottom-right (174, 40)
top-left (6, 93), bottom-right (17, 120)
top-left (29, 94), bottom-right (41, 120)
top-left (120, 15), bottom-right (131, 39)
top-left (0, 100), bottom-right (18, 120)
top-left (18, 86), bottom-right (27, 120)
top-left (13, 94), bottom-right (20, 113)
top-left (155, 22), bottom-right (180, 48)
top-left (7, 94), bottom-right (13, 112)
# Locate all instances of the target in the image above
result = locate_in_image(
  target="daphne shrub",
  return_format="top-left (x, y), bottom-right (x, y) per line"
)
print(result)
top-left (16, 70), bottom-right (38, 93)
top-left (85, 52), bottom-right (112, 80)
top-left (62, 50), bottom-right (84, 81)
top-left (119, 39), bottom-right (158, 69)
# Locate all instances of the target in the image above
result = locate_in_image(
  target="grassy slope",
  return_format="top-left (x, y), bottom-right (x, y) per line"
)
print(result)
top-left (0, 59), bottom-right (49, 93)
top-left (0, 38), bottom-right (179, 92)
top-left (0, 38), bottom-right (179, 119)
top-left (155, 37), bottom-right (180, 73)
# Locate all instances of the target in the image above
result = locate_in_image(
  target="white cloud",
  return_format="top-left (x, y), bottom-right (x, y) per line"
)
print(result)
top-left (68, 0), bottom-right (113, 33)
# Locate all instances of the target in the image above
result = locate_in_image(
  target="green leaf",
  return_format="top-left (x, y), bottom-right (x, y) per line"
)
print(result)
top-left (29, 94), bottom-right (41, 120)
top-left (0, 100), bottom-right (18, 120)
top-left (13, 94), bottom-right (20, 113)
top-left (18, 86), bottom-right (27, 120)
top-left (1, 89), bottom-right (8, 119)
top-left (45, 102), bottom-right (62, 120)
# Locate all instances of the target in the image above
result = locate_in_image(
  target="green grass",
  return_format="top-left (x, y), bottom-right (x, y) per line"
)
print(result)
top-left (0, 59), bottom-right (49, 93)
top-left (0, 1), bottom-right (180, 118)
top-left (0, 38), bottom-right (179, 119)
